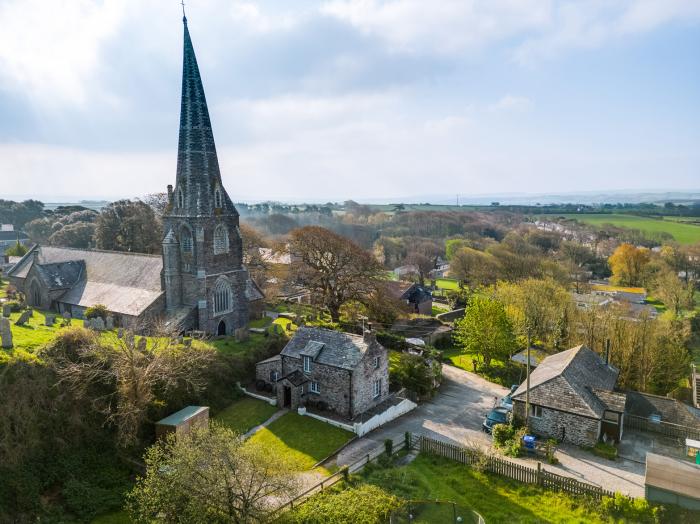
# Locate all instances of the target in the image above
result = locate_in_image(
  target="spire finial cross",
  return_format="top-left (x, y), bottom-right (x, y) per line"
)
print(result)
top-left (181, 0), bottom-right (186, 18)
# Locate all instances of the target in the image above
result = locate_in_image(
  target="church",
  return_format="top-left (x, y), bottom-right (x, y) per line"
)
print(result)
top-left (7, 15), bottom-right (262, 336)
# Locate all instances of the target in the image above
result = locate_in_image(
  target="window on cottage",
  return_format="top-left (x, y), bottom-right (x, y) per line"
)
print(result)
top-left (178, 188), bottom-right (185, 208)
top-left (303, 356), bottom-right (311, 373)
top-left (310, 381), bottom-right (320, 394)
top-left (529, 405), bottom-right (543, 418)
top-left (213, 279), bottom-right (232, 315)
top-left (373, 378), bottom-right (381, 398)
top-left (180, 227), bottom-right (193, 254)
top-left (270, 370), bottom-right (279, 382)
top-left (214, 188), bottom-right (223, 208)
top-left (213, 225), bottom-right (229, 255)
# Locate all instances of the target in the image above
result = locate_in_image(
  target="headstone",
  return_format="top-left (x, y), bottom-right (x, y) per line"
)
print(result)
top-left (92, 317), bottom-right (106, 331)
top-left (105, 316), bottom-right (114, 330)
top-left (83, 318), bottom-right (92, 329)
top-left (177, 336), bottom-right (184, 345)
top-left (15, 310), bottom-right (31, 326)
top-left (235, 327), bottom-right (249, 342)
top-left (0, 318), bottom-right (12, 349)
top-left (45, 314), bottom-right (55, 327)
top-left (137, 337), bottom-right (147, 351)
top-left (117, 328), bottom-right (124, 339)
top-left (2, 305), bottom-right (10, 318)
top-left (27, 308), bottom-right (34, 317)
top-left (125, 332), bottom-right (135, 346)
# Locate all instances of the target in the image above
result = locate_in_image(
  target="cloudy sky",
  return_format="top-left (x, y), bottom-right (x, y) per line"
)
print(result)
top-left (1, 0), bottom-right (699, 203)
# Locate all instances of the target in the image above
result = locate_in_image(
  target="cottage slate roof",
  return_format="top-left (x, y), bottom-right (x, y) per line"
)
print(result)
top-left (280, 326), bottom-right (373, 371)
top-left (279, 369), bottom-right (308, 387)
top-left (592, 388), bottom-right (627, 413)
top-left (512, 345), bottom-right (620, 419)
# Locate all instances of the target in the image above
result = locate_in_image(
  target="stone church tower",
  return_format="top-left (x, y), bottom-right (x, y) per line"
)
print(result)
top-left (162, 15), bottom-right (249, 336)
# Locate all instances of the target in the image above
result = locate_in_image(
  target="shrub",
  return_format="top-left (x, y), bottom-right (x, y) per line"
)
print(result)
top-left (85, 304), bottom-right (109, 320)
top-left (384, 438), bottom-right (393, 456)
top-left (492, 424), bottom-right (515, 448)
top-left (591, 442), bottom-right (618, 461)
top-left (545, 438), bottom-right (559, 465)
top-left (43, 326), bottom-right (98, 360)
top-left (600, 493), bottom-right (660, 523)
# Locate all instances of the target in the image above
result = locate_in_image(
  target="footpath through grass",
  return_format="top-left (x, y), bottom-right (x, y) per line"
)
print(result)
top-left (215, 397), bottom-right (278, 434)
top-left (247, 412), bottom-right (353, 472)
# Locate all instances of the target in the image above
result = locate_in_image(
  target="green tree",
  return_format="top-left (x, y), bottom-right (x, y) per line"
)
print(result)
top-left (128, 425), bottom-right (298, 523)
top-left (455, 296), bottom-right (516, 366)
top-left (5, 238), bottom-right (28, 256)
top-left (95, 199), bottom-right (162, 254)
top-left (608, 243), bottom-right (651, 286)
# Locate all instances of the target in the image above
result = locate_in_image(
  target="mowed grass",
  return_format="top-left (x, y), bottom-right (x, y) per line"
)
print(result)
top-left (559, 213), bottom-right (700, 244)
top-left (247, 412), bottom-right (353, 472)
top-left (365, 454), bottom-right (609, 523)
top-left (215, 397), bottom-right (278, 434)
top-left (434, 278), bottom-right (460, 291)
top-left (1, 309), bottom-right (85, 362)
top-left (193, 332), bottom-right (268, 356)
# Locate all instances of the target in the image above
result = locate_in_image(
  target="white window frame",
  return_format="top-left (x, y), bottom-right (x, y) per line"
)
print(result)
top-left (310, 381), bottom-right (320, 394)
top-left (529, 404), bottom-right (543, 418)
top-left (303, 356), bottom-right (311, 373)
top-left (270, 371), bottom-right (279, 382)
top-left (373, 378), bottom-right (381, 399)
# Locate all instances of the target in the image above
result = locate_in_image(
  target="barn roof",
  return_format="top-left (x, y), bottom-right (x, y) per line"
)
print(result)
top-left (512, 345), bottom-right (622, 419)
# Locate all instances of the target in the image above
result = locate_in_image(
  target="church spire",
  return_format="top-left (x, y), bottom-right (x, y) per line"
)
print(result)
top-left (170, 14), bottom-right (237, 218)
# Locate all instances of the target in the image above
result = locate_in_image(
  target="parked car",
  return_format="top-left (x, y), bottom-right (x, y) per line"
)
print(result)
top-left (499, 384), bottom-right (519, 411)
top-left (482, 407), bottom-right (509, 434)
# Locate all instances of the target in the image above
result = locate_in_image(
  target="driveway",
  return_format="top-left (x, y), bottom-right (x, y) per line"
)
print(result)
top-left (336, 364), bottom-right (646, 498)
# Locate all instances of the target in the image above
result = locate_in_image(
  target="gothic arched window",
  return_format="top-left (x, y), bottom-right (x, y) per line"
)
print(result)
top-left (213, 225), bottom-right (229, 255)
top-left (213, 279), bottom-right (232, 315)
top-left (177, 188), bottom-right (185, 208)
top-left (214, 188), bottom-right (222, 208)
top-left (180, 226), bottom-right (193, 254)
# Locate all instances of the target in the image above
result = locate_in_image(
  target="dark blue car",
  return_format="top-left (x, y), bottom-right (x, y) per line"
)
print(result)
top-left (482, 407), bottom-right (509, 434)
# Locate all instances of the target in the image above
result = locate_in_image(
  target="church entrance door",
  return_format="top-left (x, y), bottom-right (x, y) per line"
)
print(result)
top-left (217, 320), bottom-right (226, 336)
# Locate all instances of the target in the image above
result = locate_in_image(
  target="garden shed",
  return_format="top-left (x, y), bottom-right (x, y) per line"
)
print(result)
top-left (645, 453), bottom-right (700, 510)
top-left (155, 406), bottom-right (209, 440)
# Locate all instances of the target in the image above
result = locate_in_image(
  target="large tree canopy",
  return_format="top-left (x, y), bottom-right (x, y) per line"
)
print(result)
top-left (95, 200), bottom-right (162, 254)
top-left (455, 295), bottom-right (516, 366)
top-left (288, 226), bottom-right (383, 322)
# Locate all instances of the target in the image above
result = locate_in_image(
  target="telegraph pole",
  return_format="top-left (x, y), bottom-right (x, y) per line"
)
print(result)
top-left (525, 329), bottom-right (531, 429)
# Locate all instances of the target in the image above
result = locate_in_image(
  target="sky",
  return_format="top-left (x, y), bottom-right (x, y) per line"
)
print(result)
top-left (0, 0), bottom-right (699, 203)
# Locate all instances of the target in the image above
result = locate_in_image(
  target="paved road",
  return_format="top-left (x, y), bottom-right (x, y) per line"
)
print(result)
top-left (336, 364), bottom-right (645, 498)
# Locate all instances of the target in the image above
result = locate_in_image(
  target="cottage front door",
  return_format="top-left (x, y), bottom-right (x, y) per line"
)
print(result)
top-left (283, 386), bottom-right (292, 408)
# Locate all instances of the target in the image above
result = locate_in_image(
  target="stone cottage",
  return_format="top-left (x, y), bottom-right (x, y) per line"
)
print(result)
top-left (255, 326), bottom-right (389, 420)
top-left (512, 345), bottom-right (626, 447)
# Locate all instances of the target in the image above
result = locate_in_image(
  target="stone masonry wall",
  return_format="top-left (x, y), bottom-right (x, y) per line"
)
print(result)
top-left (513, 400), bottom-right (600, 447)
top-left (352, 338), bottom-right (390, 416)
top-left (256, 358), bottom-right (282, 388)
top-left (282, 355), bottom-right (353, 418)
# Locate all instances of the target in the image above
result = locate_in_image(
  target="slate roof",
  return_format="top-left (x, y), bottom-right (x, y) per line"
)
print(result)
top-left (280, 326), bottom-right (373, 371)
top-left (9, 246), bottom-right (164, 317)
top-left (386, 281), bottom-right (432, 303)
top-left (279, 369), bottom-right (308, 387)
top-left (625, 391), bottom-right (700, 428)
top-left (36, 261), bottom-right (84, 290)
top-left (512, 345), bottom-right (621, 419)
top-left (156, 406), bottom-right (208, 427)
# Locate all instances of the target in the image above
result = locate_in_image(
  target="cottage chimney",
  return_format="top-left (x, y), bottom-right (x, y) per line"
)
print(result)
top-left (363, 322), bottom-right (375, 343)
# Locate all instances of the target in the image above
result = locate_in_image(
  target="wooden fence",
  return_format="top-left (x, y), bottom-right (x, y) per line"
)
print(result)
top-left (624, 414), bottom-right (700, 441)
top-left (416, 435), bottom-right (618, 501)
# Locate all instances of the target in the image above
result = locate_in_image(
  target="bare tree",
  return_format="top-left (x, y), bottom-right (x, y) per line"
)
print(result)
top-left (48, 325), bottom-right (214, 448)
top-left (288, 226), bottom-right (383, 322)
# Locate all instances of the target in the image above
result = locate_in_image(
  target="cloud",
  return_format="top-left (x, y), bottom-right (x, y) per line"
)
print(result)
top-left (0, 0), bottom-right (127, 107)
top-left (489, 95), bottom-right (533, 113)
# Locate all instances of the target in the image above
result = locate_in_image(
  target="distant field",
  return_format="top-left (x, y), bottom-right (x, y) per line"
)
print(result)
top-left (558, 213), bottom-right (700, 245)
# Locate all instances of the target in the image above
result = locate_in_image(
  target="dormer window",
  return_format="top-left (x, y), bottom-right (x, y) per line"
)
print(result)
top-left (303, 355), bottom-right (311, 373)
top-left (214, 188), bottom-right (222, 208)
top-left (177, 188), bottom-right (185, 208)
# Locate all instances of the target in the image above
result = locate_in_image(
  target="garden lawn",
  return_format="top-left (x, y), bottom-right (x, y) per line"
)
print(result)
top-left (364, 454), bottom-right (608, 523)
top-left (559, 213), bottom-right (700, 245)
top-left (215, 397), bottom-right (278, 434)
top-left (247, 412), bottom-right (353, 472)
top-left (194, 332), bottom-right (268, 355)
top-left (434, 278), bottom-right (460, 291)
